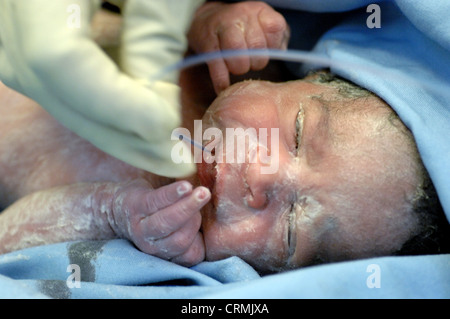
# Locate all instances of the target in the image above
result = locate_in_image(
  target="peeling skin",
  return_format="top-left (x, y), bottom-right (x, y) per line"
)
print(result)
top-left (0, 179), bottom-right (163, 255)
top-left (0, 73), bottom-right (423, 273)
top-left (198, 78), bottom-right (423, 272)
top-left (0, 183), bottom-right (117, 254)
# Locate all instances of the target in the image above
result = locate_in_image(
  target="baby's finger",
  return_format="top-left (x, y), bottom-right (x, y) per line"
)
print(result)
top-left (153, 211), bottom-right (202, 259)
top-left (170, 232), bottom-right (206, 267)
top-left (140, 186), bottom-right (210, 240)
top-left (144, 181), bottom-right (193, 213)
top-left (219, 24), bottom-right (250, 75)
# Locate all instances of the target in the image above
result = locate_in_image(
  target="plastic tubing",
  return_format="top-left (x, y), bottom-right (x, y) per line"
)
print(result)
top-left (152, 48), bottom-right (449, 100)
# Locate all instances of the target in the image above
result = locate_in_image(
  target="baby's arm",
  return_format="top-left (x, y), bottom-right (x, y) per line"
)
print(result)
top-left (188, 1), bottom-right (290, 93)
top-left (0, 179), bottom-right (210, 267)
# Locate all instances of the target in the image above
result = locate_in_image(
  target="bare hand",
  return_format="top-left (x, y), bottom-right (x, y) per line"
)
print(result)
top-left (108, 180), bottom-right (210, 267)
top-left (188, 1), bottom-right (290, 94)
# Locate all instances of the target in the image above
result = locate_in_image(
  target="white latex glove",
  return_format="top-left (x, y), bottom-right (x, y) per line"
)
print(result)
top-left (0, 0), bottom-right (204, 178)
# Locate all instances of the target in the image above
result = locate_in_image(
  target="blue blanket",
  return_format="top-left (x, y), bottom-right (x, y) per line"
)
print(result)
top-left (1, 0), bottom-right (449, 299)
top-left (0, 239), bottom-right (448, 299)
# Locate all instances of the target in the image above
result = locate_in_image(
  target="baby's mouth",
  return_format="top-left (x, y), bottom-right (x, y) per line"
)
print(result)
top-left (197, 138), bottom-right (219, 192)
top-left (197, 159), bottom-right (216, 192)
top-left (197, 150), bottom-right (219, 220)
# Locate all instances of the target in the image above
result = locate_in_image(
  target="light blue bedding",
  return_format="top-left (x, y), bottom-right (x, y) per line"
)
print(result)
top-left (0, 239), bottom-right (448, 299)
top-left (1, 0), bottom-right (449, 299)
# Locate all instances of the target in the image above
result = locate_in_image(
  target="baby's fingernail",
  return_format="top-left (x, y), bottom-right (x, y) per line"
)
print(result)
top-left (177, 182), bottom-right (192, 197)
top-left (194, 187), bottom-right (210, 202)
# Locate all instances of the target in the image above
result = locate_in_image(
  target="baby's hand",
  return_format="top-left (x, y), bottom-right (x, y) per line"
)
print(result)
top-left (108, 180), bottom-right (210, 267)
top-left (188, 1), bottom-right (290, 94)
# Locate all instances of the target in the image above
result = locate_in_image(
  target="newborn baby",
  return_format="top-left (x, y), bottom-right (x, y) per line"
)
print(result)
top-left (197, 72), bottom-right (432, 271)
top-left (0, 0), bottom-right (290, 268)
top-left (0, 1), bottom-right (444, 273)
top-left (0, 69), bottom-right (434, 272)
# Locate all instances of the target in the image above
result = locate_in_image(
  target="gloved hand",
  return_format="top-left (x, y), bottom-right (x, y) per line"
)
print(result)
top-left (0, 0), bottom-right (204, 178)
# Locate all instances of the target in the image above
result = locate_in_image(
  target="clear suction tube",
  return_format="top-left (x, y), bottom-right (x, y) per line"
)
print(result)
top-left (152, 48), bottom-right (449, 100)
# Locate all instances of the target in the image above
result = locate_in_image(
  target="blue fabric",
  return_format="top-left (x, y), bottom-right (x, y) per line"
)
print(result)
top-left (265, 0), bottom-right (375, 12)
top-left (1, 239), bottom-right (448, 299)
top-left (1, 0), bottom-right (449, 299)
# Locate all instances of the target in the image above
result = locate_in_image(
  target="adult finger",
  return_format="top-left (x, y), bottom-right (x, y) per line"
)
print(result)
top-left (207, 57), bottom-right (231, 95)
top-left (259, 6), bottom-right (290, 50)
top-left (245, 16), bottom-right (269, 71)
top-left (218, 23), bottom-right (250, 76)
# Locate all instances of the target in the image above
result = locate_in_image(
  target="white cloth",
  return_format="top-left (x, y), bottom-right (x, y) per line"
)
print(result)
top-left (0, 0), bottom-right (205, 177)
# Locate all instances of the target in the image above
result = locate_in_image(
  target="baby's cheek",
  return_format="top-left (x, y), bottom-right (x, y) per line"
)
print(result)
top-left (202, 215), bottom-right (283, 270)
top-left (202, 222), bottom-right (237, 261)
top-left (204, 221), bottom-right (247, 257)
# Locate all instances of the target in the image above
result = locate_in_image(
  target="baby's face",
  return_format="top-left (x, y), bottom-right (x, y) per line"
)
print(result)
top-left (196, 79), bottom-right (421, 272)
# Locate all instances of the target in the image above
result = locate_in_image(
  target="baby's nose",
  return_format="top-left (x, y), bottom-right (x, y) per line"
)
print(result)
top-left (244, 146), bottom-right (281, 210)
